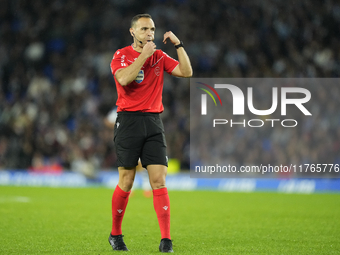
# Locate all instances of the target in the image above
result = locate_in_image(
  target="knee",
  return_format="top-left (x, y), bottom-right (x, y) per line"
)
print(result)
top-left (147, 165), bottom-right (167, 190)
top-left (149, 175), bottom-right (166, 190)
top-left (119, 174), bottom-right (135, 192)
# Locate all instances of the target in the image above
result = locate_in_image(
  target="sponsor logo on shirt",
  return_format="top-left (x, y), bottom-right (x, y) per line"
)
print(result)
top-left (135, 70), bottom-right (144, 83)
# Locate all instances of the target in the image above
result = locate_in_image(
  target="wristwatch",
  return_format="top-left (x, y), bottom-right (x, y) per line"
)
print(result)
top-left (175, 41), bottom-right (184, 49)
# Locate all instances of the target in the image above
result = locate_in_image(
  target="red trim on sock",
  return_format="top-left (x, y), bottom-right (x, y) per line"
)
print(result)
top-left (111, 185), bottom-right (131, 236)
top-left (153, 187), bottom-right (171, 239)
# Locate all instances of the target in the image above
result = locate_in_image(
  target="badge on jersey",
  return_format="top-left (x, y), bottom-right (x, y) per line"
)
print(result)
top-left (135, 70), bottom-right (144, 84)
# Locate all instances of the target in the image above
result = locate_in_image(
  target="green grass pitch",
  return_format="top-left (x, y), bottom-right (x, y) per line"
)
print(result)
top-left (0, 186), bottom-right (339, 255)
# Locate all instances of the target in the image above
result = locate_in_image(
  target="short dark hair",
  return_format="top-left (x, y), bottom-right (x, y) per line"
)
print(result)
top-left (131, 14), bottom-right (152, 28)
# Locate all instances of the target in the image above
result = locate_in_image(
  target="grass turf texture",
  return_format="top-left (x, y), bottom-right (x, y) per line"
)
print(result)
top-left (0, 186), bottom-right (339, 255)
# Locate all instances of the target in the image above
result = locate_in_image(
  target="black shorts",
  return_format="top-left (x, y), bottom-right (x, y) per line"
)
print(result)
top-left (113, 112), bottom-right (168, 168)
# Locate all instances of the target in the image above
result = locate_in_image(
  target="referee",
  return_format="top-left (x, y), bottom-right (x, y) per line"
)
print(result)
top-left (108, 14), bottom-right (192, 253)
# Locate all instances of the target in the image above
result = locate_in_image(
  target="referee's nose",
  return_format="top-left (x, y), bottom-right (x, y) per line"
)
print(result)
top-left (147, 29), bottom-right (154, 39)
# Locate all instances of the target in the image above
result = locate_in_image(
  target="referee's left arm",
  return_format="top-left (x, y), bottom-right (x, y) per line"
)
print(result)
top-left (163, 31), bottom-right (193, 78)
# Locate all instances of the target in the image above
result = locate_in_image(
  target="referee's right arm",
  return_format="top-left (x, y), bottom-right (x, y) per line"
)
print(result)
top-left (115, 42), bottom-right (156, 86)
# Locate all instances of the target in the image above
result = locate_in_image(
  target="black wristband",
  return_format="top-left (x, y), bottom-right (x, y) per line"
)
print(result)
top-left (175, 41), bottom-right (184, 49)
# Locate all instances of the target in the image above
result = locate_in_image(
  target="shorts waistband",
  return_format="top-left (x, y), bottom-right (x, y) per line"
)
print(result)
top-left (117, 111), bottom-right (160, 116)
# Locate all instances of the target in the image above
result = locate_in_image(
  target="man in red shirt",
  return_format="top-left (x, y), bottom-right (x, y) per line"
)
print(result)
top-left (109, 14), bottom-right (192, 253)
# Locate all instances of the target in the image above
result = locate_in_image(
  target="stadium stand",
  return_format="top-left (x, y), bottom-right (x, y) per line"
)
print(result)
top-left (0, 0), bottom-right (339, 176)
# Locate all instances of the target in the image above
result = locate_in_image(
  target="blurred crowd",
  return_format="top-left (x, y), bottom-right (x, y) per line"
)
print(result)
top-left (0, 0), bottom-right (340, 176)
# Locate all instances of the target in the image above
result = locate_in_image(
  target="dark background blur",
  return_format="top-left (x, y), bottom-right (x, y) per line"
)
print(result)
top-left (1, 0), bottom-right (340, 174)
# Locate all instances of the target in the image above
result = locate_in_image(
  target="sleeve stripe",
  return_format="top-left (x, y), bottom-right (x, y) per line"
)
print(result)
top-left (170, 63), bottom-right (179, 74)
